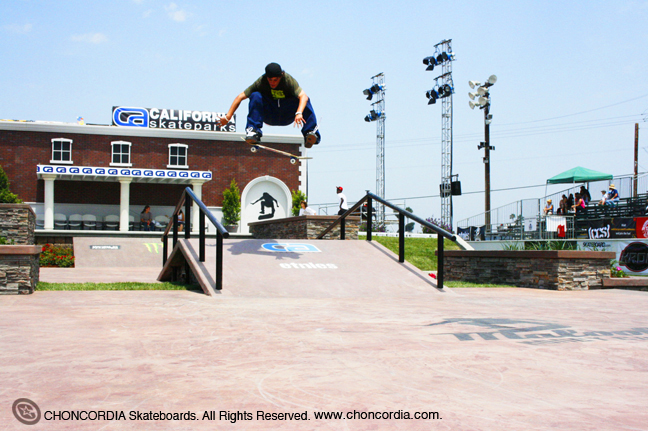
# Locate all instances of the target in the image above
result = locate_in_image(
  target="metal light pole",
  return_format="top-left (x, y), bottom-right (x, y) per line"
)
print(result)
top-left (424, 39), bottom-right (456, 229)
top-left (363, 74), bottom-right (386, 227)
top-left (469, 75), bottom-right (497, 230)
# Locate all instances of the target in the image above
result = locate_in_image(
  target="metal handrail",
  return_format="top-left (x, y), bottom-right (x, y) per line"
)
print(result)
top-left (317, 192), bottom-right (457, 289)
top-left (161, 187), bottom-right (229, 290)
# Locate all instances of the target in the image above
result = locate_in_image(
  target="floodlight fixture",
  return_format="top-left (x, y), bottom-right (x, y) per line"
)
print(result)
top-left (468, 80), bottom-right (481, 89)
top-left (487, 75), bottom-right (497, 85)
top-left (362, 83), bottom-right (384, 101)
top-left (477, 96), bottom-right (489, 106)
top-left (364, 109), bottom-right (383, 122)
top-left (423, 56), bottom-right (438, 71)
top-left (477, 86), bottom-right (488, 96)
top-left (436, 52), bottom-right (449, 63)
top-left (437, 84), bottom-right (453, 99)
top-left (469, 101), bottom-right (476, 110)
top-left (426, 88), bottom-right (439, 99)
top-left (468, 92), bottom-right (478, 100)
top-left (422, 56), bottom-right (437, 66)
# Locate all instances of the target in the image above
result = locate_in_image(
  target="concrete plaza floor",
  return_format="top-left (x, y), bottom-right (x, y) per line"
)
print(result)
top-left (1, 287), bottom-right (647, 430)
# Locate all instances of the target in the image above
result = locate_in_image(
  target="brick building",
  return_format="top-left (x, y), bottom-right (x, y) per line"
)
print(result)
top-left (0, 119), bottom-right (306, 233)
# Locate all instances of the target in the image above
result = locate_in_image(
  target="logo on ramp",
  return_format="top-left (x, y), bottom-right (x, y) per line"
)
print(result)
top-left (262, 243), bottom-right (320, 253)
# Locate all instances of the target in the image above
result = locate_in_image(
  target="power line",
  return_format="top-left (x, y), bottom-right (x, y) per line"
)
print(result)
top-left (496, 93), bottom-right (648, 126)
top-left (388, 183), bottom-right (548, 201)
top-left (314, 114), bottom-right (643, 153)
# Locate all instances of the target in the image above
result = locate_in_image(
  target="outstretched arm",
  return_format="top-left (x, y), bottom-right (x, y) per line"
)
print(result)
top-left (220, 92), bottom-right (248, 126)
top-left (294, 92), bottom-right (309, 128)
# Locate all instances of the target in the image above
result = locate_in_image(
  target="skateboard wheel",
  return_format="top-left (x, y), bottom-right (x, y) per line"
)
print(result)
top-left (290, 157), bottom-right (297, 164)
top-left (250, 146), bottom-right (259, 153)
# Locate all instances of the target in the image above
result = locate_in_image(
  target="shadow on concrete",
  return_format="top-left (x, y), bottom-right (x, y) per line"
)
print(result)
top-left (365, 240), bottom-right (447, 292)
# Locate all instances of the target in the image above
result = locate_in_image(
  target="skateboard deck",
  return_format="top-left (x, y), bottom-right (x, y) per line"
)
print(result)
top-left (241, 137), bottom-right (312, 165)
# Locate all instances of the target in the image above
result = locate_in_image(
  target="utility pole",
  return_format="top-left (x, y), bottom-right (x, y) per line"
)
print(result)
top-left (469, 75), bottom-right (497, 230)
top-left (635, 123), bottom-right (639, 197)
top-left (484, 103), bottom-right (492, 225)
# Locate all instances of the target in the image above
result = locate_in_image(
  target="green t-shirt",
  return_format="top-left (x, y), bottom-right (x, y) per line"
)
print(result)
top-left (244, 72), bottom-right (303, 100)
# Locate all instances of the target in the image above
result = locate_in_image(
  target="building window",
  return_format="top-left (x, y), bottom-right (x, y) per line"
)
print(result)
top-left (110, 141), bottom-right (132, 167)
top-left (168, 144), bottom-right (188, 168)
top-left (51, 138), bottom-right (73, 164)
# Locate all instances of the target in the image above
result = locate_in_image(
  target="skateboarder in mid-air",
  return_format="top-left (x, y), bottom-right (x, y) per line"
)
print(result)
top-left (219, 62), bottom-right (321, 148)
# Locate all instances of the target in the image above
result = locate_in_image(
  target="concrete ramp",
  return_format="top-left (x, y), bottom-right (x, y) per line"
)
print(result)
top-left (159, 238), bottom-right (444, 298)
top-left (39, 237), bottom-right (165, 284)
top-left (72, 237), bottom-right (164, 268)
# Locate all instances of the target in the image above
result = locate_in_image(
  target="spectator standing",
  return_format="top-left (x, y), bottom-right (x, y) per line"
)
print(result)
top-left (177, 210), bottom-right (185, 232)
top-left (580, 186), bottom-right (591, 205)
top-left (336, 186), bottom-right (348, 216)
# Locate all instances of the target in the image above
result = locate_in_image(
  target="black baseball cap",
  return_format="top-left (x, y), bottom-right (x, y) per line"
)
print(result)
top-left (265, 62), bottom-right (283, 78)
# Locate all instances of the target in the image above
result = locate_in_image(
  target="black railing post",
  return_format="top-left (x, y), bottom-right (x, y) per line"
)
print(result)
top-left (199, 211), bottom-right (205, 262)
top-left (184, 196), bottom-right (191, 239)
top-left (399, 212), bottom-right (405, 263)
top-left (340, 216), bottom-right (346, 240)
top-left (172, 213), bottom-right (178, 248)
top-left (367, 197), bottom-right (373, 241)
top-left (163, 235), bottom-right (168, 265)
top-left (437, 233), bottom-right (444, 289)
top-left (216, 231), bottom-right (223, 290)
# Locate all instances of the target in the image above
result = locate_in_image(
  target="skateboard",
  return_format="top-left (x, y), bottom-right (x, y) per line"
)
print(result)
top-left (241, 137), bottom-right (312, 165)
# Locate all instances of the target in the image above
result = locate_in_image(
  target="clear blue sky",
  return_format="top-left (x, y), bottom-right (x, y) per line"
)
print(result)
top-left (2, 0), bottom-right (647, 227)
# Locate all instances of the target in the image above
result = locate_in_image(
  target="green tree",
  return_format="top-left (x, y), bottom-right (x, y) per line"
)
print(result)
top-left (291, 189), bottom-right (307, 216)
top-left (221, 179), bottom-right (241, 226)
top-left (0, 165), bottom-right (21, 203)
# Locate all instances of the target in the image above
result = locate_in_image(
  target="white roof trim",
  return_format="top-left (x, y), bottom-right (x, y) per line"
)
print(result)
top-left (0, 120), bottom-right (304, 144)
top-left (37, 164), bottom-right (212, 184)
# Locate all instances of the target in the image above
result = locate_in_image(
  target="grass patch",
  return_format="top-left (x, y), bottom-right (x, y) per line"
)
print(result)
top-left (37, 282), bottom-right (199, 291)
top-left (360, 236), bottom-right (461, 271)
top-left (359, 236), bottom-right (513, 288)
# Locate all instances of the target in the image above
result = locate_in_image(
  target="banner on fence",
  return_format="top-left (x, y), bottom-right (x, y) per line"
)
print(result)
top-left (618, 240), bottom-right (648, 274)
top-left (583, 218), bottom-right (636, 240)
top-left (635, 217), bottom-right (648, 238)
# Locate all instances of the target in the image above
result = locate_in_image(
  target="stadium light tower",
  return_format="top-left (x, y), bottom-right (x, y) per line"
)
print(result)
top-left (424, 39), bottom-right (458, 229)
top-left (469, 74), bottom-right (497, 230)
top-left (363, 73), bottom-right (386, 228)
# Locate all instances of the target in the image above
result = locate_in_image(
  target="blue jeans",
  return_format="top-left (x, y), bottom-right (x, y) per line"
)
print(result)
top-left (605, 198), bottom-right (619, 206)
top-left (246, 92), bottom-right (321, 141)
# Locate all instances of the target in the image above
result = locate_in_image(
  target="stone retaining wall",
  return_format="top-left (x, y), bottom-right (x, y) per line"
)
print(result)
top-left (443, 250), bottom-right (615, 291)
top-left (0, 204), bottom-right (36, 245)
top-left (249, 216), bottom-right (360, 240)
top-left (0, 246), bottom-right (41, 294)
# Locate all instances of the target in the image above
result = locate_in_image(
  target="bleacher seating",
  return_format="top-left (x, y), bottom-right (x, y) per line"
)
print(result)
top-left (574, 194), bottom-right (647, 237)
top-left (576, 195), bottom-right (647, 220)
